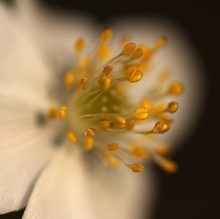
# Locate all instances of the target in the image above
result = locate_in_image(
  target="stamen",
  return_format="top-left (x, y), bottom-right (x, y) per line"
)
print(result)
top-left (100, 28), bottom-right (113, 42)
top-left (59, 106), bottom-right (67, 120)
top-left (132, 107), bottom-right (149, 121)
top-left (152, 120), bottom-right (170, 133)
top-left (157, 157), bottom-right (178, 173)
top-left (168, 82), bottom-right (184, 95)
top-left (66, 131), bottom-right (77, 144)
top-left (107, 143), bottom-right (119, 151)
top-left (64, 71), bottom-right (75, 88)
top-left (167, 101), bottom-right (179, 113)
top-left (128, 163), bottom-right (145, 172)
top-left (77, 77), bottom-right (88, 90)
top-left (84, 136), bottom-right (94, 151)
top-left (125, 66), bottom-right (143, 82)
top-left (84, 128), bottom-right (96, 136)
top-left (48, 107), bottom-right (57, 119)
top-left (114, 115), bottom-right (126, 129)
top-left (75, 37), bottom-right (85, 53)
top-left (99, 75), bottom-right (112, 90)
top-left (46, 30), bottom-right (183, 174)
top-left (122, 42), bottom-right (136, 55)
top-left (132, 47), bottom-right (144, 59)
top-left (155, 36), bottom-right (167, 49)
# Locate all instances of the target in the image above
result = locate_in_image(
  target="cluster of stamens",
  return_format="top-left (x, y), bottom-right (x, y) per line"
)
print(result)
top-left (47, 28), bottom-right (184, 173)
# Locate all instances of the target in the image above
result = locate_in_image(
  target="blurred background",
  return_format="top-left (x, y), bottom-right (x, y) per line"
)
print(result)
top-left (1, 0), bottom-right (219, 219)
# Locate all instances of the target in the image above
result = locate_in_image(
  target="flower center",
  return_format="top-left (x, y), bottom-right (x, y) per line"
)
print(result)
top-left (46, 28), bottom-right (184, 173)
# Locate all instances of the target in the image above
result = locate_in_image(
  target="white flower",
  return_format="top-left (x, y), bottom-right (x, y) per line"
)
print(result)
top-left (0, 1), bottom-right (203, 219)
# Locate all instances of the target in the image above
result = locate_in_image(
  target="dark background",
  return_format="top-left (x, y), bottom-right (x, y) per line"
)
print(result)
top-left (1, 0), bottom-right (219, 218)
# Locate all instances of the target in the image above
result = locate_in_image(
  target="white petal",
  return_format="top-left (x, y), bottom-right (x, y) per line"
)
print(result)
top-left (23, 147), bottom-right (155, 219)
top-left (111, 18), bottom-right (205, 146)
top-left (88, 165), bottom-right (156, 219)
top-left (23, 147), bottom-right (96, 219)
top-left (16, 0), bottom-right (98, 67)
top-left (0, 4), bottom-right (55, 213)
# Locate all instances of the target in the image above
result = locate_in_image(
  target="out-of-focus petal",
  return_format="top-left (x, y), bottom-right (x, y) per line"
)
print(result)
top-left (16, 0), bottom-right (98, 68)
top-left (23, 147), bottom-right (155, 219)
top-left (111, 18), bottom-right (204, 146)
top-left (88, 165), bottom-right (156, 219)
top-left (0, 4), bottom-right (55, 213)
top-left (23, 148), bottom-right (96, 219)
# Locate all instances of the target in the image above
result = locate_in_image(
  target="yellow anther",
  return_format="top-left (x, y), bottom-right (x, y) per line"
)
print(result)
top-left (152, 121), bottom-right (170, 133)
top-left (102, 65), bottom-right (113, 75)
top-left (132, 107), bottom-right (149, 121)
top-left (106, 155), bottom-right (121, 168)
top-left (77, 77), bottom-right (88, 90)
top-left (158, 158), bottom-right (178, 173)
top-left (64, 71), bottom-right (75, 88)
top-left (48, 107), bottom-right (57, 119)
top-left (78, 56), bottom-right (90, 68)
top-left (75, 37), bottom-right (85, 53)
top-left (126, 65), bottom-right (143, 82)
top-left (66, 131), bottom-right (77, 144)
top-left (167, 101), bottom-right (179, 113)
top-left (100, 28), bottom-right (113, 42)
top-left (128, 164), bottom-right (145, 172)
top-left (98, 44), bottom-right (111, 60)
top-left (154, 144), bottom-right (172, 156)
top-left (122, 42), bottom-right (136, 55)
top-left (84, 136), bottom-right (94, 151)
top-left (155, 36), bottom-right (167, 48)
top-left (141, 99), bottom-right (152, 110)
top-left (115, 115), bottom-right (126, 129)
top-left (99, 121), bottom-right (110, 130)
top-left (132, 47), bottom-right (144, 59)
top-left (132, 146), bottom-right (148, 159)
top-left (59, 106), bottom-right (67, 120)
top-left (126, 120), bottom-right (135, 130)
top-left (84, 128), bottom-right (96, 136)
top-left (107, 143), bottom-right (119, 151)
top-left (168, 82), bottom-right (184, 95)
top-left (99, 75), bottom-right (112, 90)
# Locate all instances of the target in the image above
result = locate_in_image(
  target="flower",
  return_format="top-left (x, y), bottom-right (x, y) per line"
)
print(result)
top-left (0, 1), bottom-right (203, 219)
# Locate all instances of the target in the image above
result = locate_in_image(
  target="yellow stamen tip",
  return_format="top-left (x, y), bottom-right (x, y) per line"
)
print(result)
top-left (100, 28), bottom-right (113, 42)
top-left (126, 65), bottom-right (143, 82)
top-left (169, 82), bottom-right (184, 95)
top-left (102, 65), bottom-right (113, 75)
top-left (107, 143), bottom-right (119, 151)
top-left (99, 75), bottom-right (112, 90)
top-left (128, 164), bottom-right (145, 172)
top-left (158, 158), bottom-right (178, 173)
top-left (141, 99), bottom-right (152, 110)
top-left (114, 115), bottom-right (126, 129)
top-left (84, 136), bottom-right (94, 151)
top-left (48, 107), bottom-right (57, 119)
top-left (122, 42), bottom-right (136, 55)
top-left (155, 36), bottom-right (167, 48)
top-left (84, 128), bottom-right (96, 136)
top-left (75, 37), bottom-right (85, 53)
top-left (66, 131), bottom-right (77, 144)
top-left (132, 47), bottom-right (144, 59)
top-left (153, 121), bottom-right (170, 133)
top-left (77, 77), bottom-right (88, 90)
top-left (132, 107), bottom-right (149, 121)
top-left (59, 106), bottom-right (67, 120)
top-left (167, 101), bottom-right (179, 113)
top-left (64, 71), bottom-right (75, 88)
top-left (98, 44), bottom-right (111, 60)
